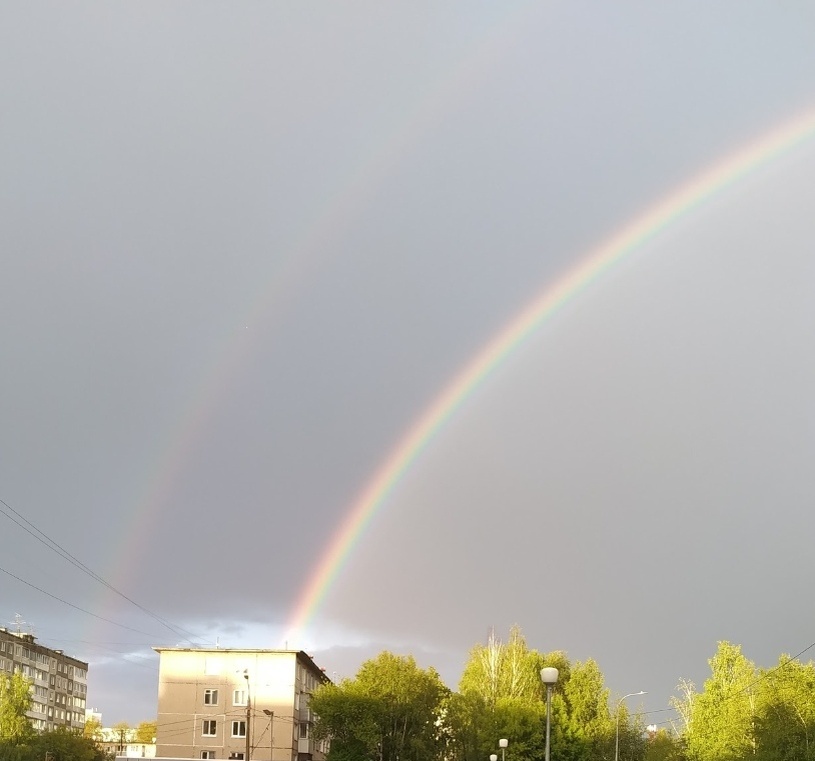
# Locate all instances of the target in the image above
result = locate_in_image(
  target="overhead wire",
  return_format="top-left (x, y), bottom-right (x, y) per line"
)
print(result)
top-left (0, 495), bottom-right (205, 643)
top-left (0, 563), bottom-right (164, 638)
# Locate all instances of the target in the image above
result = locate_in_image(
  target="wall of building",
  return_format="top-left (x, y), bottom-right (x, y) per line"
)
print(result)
top-left (154, 649), bottom-right (328, 761)
top-left (0, 628), bottom-right (88, 732)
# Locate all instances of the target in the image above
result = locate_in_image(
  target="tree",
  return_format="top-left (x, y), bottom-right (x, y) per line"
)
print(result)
top-left (645, 728), bottom-right (685, 761)
top-left (0, 727), bottom-right (108, 761)
top-left (112, 721), bottom-right (132, 749)
top-left (0, 672), bottom-right (33, 743)
top-left (453, 628), bottom-right (552, 761)
top-left (451, 628), bottom-right (639, 761)
top-left (82, 717), bottom-right (102, 741)
top-left (135, 720), bottom-right (157, 744)
top-left (754, 655), bottom-right (815, 761)
top-left (683, 641), bottom-right (756, 761)
top-left (459, 626), bottom-right (547, 705)
top-left (312, 652), bottom-right (449, 761)
top-left (558, 659), bottom-right (615, 761)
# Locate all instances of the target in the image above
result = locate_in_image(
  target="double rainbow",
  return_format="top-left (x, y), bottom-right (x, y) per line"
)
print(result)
top-left (285, 106), bottom-right (815, 642)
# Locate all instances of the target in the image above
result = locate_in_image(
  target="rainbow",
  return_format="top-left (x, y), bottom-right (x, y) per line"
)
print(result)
top-left (284, 106), bottom-right (815, 642)
top-left (105, 6), bottom-right (533, 624)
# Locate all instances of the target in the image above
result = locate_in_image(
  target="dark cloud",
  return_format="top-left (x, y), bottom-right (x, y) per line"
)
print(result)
top-left (3, 1), bottom-right (815, 724)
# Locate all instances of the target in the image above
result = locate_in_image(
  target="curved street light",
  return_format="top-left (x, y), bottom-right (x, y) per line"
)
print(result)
top-left (615, 691), bottom-right (647, 761)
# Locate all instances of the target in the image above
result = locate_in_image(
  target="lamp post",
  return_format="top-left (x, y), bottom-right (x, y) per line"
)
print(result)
top-left (499, 738), bottom-right (508, 761)
top-left (490, 755), bottom-right (498, 761)
top-left (263, 710), bottom-right (274, 761)
top-left (244, 670), bottom-right (251, 761)
top-left (615, 691), bottom-right (646, 761)
top-left (540, 668), bottom-right (559, 761)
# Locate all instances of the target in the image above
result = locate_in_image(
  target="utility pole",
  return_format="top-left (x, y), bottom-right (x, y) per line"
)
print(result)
top-left (245, 671), bottom-right (251, 761)
top-left (263, 710), bottom-right (274, 761)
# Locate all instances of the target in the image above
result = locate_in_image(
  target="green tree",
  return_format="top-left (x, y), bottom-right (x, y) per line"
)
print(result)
top-left (135, 721), bottom-right (157, 744)
top-left (0, 672), bottom-right (33, 743)
top-left (645, 728), bottom-right (685, 761)
top-left (82, 717), bottom-right (102, 740)
top-left (754, 655), bottom-right (815, 761)
top-left (459, 626), bottom-right (547, 706)
top-left (684, 641), bottom-right (756, 761)
top-left (453, 628), bottom-right (553, 761)
top-left (312, 651), bottom-right (449, 761)
top-left (112, 721), bottom-right (131, 748)
top-left (0, 727), bottom-right (108, 761)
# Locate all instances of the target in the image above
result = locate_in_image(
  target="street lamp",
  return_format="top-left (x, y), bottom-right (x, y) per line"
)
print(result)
top-left (244, 670), bottom-right (251, 761)
top-left (263, 710), bottom-right (274, 761)
top-left (615, 691), bottom-right (647, 761)
top-left (540, 668), bottom-right (559, 761)
top-left (490, 755), bottom-right (498, 761)
top-left (499, 738), bottom-right (508, 761)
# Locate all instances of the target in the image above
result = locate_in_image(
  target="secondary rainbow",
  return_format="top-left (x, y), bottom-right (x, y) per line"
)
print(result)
top-left (285, 106), bottom-right (815, 641)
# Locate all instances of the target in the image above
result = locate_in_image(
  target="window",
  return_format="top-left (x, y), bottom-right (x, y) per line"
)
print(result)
top-left (228, 754), bottom-right (244, 760)
top-left (202, 720), bottom-right (217, 737)
top-left (204, 688), bottom-right (219, 705)
top-left (233, 689), bottom-right (247, 706)
top-left (299, 723), bottom-right (309, 739)
top-left (201, 753), bottom-right (216, 759)
top-left (231, 720), bottom-right (246, 738)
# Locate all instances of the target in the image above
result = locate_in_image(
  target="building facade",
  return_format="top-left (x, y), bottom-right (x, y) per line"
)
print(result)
top-left (0, 628), bottom-right (88, 732)
top-left (154, 648), bottom-right (329, 761)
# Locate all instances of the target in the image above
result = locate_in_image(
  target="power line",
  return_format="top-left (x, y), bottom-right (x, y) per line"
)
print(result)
top-left (0, 562), bottom-right (162, 638)
top-left (0, 496), bottom-right (202, 642)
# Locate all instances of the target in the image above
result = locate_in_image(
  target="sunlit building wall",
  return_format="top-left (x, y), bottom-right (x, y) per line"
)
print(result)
top-left (153, 648), bottom-right (330, 761)
top-left (0, 627), bottom-right (88, 732)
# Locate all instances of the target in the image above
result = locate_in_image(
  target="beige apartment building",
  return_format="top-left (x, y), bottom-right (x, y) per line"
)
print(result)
top-left (154, 648), bottom-right (330, 761)
top-left (0, 627), bottom-right (88, 732)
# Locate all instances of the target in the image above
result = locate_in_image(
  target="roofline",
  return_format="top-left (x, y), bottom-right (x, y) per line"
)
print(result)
top-left (151, 647), bottom-right (330, 681)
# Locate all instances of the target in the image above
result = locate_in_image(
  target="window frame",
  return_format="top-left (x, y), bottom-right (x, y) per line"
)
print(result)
top-left (203, 688), bottom-right (219, 706)
top-left (231, 720), bottom-right (246, 738)
top-left (202, 720), bottom-right (217, 737)
top-left (233, 689), bottom-right (248, 706)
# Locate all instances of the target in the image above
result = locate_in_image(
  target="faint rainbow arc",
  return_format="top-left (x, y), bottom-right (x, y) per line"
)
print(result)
top-left (285, 106), bottom-right (815, 641)
top-left (103, 3), bottom-right (535, 630)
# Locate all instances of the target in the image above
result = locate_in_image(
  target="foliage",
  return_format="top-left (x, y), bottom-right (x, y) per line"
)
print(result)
top-left (135, 721), bottom-right (157, 744)
top-left (0, 727), bottom-right (108, 761)
top-left (753, 655), bottom-right (815, 761)
top-left (459, 626), bottom-right (546, 706)
top-left (312, 651), bottom-right (449, 761)
top-left (111, 721), bottom-right (131, 740)
top-left (82, 717), bottom-right (102, 740)
top-left (0, 673), bottom-right (33, 743)
top-left (645, 729), bottom-right (685, 761)
top-left (450, 628), bottom-right (645, 761)
top-left (682, 642), bottom-right (756, 761)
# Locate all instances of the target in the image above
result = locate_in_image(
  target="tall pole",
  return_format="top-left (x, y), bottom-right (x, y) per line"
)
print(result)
top-left (540, 668), bottom-right (559, 761)
top-left (263, 710), bottom-right (274, 761)
top-left (615, 691), bottom-right (646, 761)
top-left (499, 738), bottom-right (508, 761)
top-left (245, 671), bottom-right (252, 761)
top-left (545, 684), bottom-right (552, 761)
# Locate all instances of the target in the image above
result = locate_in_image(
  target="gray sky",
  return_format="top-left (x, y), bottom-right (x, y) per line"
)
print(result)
top-left (3, 0), bottom-right (815, 725)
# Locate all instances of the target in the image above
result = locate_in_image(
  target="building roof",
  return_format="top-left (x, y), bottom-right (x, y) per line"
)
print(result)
top-left (151, 647), bottom-right (330, 680)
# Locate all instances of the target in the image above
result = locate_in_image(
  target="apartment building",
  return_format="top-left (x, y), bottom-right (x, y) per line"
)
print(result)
top-left (154, 647), bottom-right (330, 761)
top-left (0, 628), bottom-right (88, 732)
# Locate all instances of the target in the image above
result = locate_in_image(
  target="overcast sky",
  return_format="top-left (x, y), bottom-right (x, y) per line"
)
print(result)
top-left (4, 1), bottom-right (815, 726)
